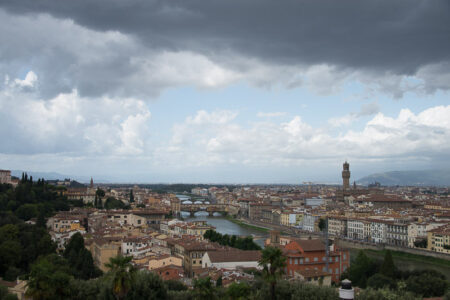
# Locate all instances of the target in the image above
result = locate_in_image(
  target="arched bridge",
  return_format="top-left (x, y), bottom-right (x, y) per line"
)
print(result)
top-left (179, 203), bottom-right (227, 216)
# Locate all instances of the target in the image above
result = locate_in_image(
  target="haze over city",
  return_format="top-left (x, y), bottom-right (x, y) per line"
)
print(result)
top-left (1, 1), bottom-right (450, 183)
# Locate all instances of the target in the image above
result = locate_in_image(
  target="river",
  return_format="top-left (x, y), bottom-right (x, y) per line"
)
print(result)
top-left (176, 194), bottom-right (269, 248)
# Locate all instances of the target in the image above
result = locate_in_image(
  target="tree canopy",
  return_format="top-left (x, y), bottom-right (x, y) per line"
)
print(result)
top-left (203, 229), bottom-right (261, 250)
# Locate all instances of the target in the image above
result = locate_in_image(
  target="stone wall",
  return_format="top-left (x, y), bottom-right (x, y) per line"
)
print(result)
top-left (335, 238), bottom-right (450, 260)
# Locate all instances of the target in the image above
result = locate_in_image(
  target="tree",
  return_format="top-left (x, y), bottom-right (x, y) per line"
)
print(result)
top-left (379, 250), bottom-right (396, 279)
top-left (165, 279), bottom-right (188, 291)
top-left (125, 271), bottom-right (167, 300)
top-left (367, 273), bottom-right (395, 290)
top-left (405, 272), bottom-right (448, 297)
top-left (104, 255), bottom-right (135, 300)
top-left (96, 188), bottom-right (106, 198)
top-left (226, 282), bottom-right (251, 300)
top-left (216, 276), bottom-right (222, 287)
top-left (193, 277), bottom-right (215, 300)
top-left (26, 255), bottom-right (73, 300)
top-left (64, 233), bottom-right (102, 280)
top-left (104, 197), bottom-right (126, 210)
top-left (318, 218), bottom-right (327, 232)
top-left (341, 250), bottom-right (377, 288)
top-left (413, 239), bottom-right (427, 248)
top-left (258, 246), bottom-right (286, 300)
top-left (129, 190), bottom-right (134, 203)
top-left (0, 285), bottom-right (18, 300)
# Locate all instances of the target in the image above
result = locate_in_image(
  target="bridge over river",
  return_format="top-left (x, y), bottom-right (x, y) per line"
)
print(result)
top-left (179, 203), bottom-right (228, 216)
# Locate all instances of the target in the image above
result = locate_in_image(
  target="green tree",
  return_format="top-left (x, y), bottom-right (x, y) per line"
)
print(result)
top-left (341, 250), bottom-right (377, 288)
top-left (165, 279), bottom-right (188, 291)
top-left (367, 273), bottom-right (395, 290)
top-left (64, 233), bottom-right (102, 279)
top-left (258, 246), bottom-right (286, 300)
top-left (0, 285), bottom-right (19, 300)
top-left (216, 276), bottom-right (222, 287)
top-left (15, 204), bottom-right (38, 221)
top-left (226, 282), bottom-right (251, 300)
top-left (104, 197), bottom-right (126, 210)
top-left (125, 271), bottom-right (167, 300)
top-left (26, 255), bottom-right (73, 300)
top-left (192, 277), bottom-right (215, 300)
top-left (318, 218), bottom-right (327, 232)
top-left (129, 190), bottom-right (134, 203)
top-left (413, 239), bottom-right (427, 248)
top-left (104, 255), bottom-right (135, 300)
top-left (96, 188), bottom-right (106, 198)
top-left (379, 250), bottom-right (396, 279)
top-left (405, 272), bottom-right (448, 297)
top-left (357, 287), bottom-right (420, 300)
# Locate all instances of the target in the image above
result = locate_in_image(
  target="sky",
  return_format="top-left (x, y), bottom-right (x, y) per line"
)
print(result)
top-left (0, 0), bottom-right (450, 183)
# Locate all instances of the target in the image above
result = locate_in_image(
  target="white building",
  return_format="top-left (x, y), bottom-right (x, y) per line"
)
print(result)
top-left (347, 219), bottom-right (365, 241)
top-left (202, 250), bottom-right (262, 270)
top-left (302, 214), bottom-right (319, 232)
top-left (369, 220), bottom-right (387, 244)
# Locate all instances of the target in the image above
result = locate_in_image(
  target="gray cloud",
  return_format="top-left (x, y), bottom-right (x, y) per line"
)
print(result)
top-left (0, 1), bottom-right (449, 98)
top-left (2, 0), bottom-right (449, 70)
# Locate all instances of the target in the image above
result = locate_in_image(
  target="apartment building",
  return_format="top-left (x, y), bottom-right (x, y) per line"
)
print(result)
top-left (328, 217), bottom-right (347, 237)
top-left (283, 239), bottom-right (350, 283)
top-left (427, 224), bottom-right (450, 254)
top-left (386, 222), bottom-right (408, 247)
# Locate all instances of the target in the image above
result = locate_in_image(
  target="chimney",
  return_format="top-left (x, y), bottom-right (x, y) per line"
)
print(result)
top-left (339, 279), bottom-right (354, 300)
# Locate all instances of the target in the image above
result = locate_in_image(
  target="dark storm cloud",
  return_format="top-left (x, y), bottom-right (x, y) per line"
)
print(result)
top-left (2, 0), bottom-right (449, 74)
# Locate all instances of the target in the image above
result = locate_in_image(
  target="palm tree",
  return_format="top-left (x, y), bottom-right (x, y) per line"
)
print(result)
top-left (258, 246), bottom-right (286, 300)
top-left (105, 255), bottom-right (135, 300)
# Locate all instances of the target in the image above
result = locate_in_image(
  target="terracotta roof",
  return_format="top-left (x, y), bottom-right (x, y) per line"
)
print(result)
top-left (296, 269), bottom-right (330, 278)
top-left (294, 239), bottom-right (325, 252)
top-left (206, 250), bottom-right (261, 263)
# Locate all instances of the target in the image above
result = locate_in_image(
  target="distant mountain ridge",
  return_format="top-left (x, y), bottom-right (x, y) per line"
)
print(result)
top-left (10, 170), bottom-right (111, 184)
top-left (357, 169), bottom-right (450, 187)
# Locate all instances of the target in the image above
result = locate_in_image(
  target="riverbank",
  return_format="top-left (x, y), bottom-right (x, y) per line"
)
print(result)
top-left (225, 215), bottom-right (270, 233)
top-left (364, 249), bottom-right (450, 268)
top-left (350, 248), bottom-right (450, 279)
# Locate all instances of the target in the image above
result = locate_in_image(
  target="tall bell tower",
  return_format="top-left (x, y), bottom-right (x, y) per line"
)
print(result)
top-left (342, 161), bottom-right (350, 190)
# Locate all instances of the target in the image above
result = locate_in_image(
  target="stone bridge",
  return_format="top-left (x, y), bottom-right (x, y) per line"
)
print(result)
top-left (179, 203), bottom-right (228, 216)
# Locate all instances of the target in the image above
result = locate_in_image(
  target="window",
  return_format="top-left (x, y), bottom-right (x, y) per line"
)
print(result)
top-left (305, 258), bottom-right (309, 262)
top-left (295, 259), bottom-right (298, 265)
top-left (335, 268), bottom-right (339, 274)
top-left (314, 257), bottom-right (318, 262)
top-left (300, 258), bottom-right (304, 264)
top-left (335, 257), bottom-right (339, 262)
top-left (290, 258), bottom-right (292, 264)
top-left (193, 260), bottom-right (196, 264)
top-left (343, 254), bottom-right (347, 260)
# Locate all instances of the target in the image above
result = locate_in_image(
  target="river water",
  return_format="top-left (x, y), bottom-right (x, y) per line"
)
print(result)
top-left (177, 194), bottom-right (268, 247)
top-left (182, 212), bottom-right (268, 247)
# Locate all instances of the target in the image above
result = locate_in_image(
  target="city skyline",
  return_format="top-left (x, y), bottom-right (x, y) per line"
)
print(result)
top-left (1, 1), bottom-right (450, 183)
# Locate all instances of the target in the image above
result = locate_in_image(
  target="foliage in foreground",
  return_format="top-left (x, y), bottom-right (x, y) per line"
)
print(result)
top-left (203, 229), bottom-right (261, 250)
top-left (342, 250), bottom-right (449, 298)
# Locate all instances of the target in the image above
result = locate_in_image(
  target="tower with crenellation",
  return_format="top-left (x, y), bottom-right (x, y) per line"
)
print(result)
top-left (342, 161), bottom-right (350, 191)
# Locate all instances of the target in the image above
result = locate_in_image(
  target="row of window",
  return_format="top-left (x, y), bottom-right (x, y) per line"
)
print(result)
top-left (289, 255), bottom-right (344, 265)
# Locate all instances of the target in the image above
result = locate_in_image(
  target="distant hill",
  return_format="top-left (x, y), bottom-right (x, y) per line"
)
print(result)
top-left (357, 169), bottom-right (450, 187)
top-left (10, 170), bottom-right (110, 184)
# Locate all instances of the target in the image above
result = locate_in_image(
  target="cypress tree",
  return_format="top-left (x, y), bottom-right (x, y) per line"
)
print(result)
top-left (380, 250), bottom-right (396, 278)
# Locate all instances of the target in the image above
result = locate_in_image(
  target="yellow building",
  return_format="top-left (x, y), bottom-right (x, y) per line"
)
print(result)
top-left (90, 238), bottom-right (121, 272)
top-left (148, 255), bottom-right (182, 270)
top-left (427, 224), bottom-right (450, 254)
